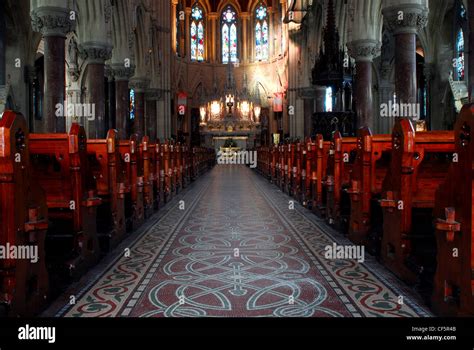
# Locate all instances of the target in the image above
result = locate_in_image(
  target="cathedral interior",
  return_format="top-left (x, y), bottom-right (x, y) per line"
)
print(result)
top-left (0, 0), bottom-right (474, 331)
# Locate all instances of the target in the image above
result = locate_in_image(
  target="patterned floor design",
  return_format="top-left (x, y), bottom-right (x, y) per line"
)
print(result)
top-left (53, 165), bottom-right (431, 317)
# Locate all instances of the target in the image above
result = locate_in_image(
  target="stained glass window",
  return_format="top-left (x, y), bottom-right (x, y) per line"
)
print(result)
top-left (255, 4), bottom-right (269, 61)
top-left (325, 87), bottom-right (333, 112)
top-left (456, 28), bottom-right (465, 81)
top-left (130, 89), bottom-right (135, 120)
top-left (222, 6), bottom-right (238, 63)
top-left (191, 5), bottom-right (205, 61)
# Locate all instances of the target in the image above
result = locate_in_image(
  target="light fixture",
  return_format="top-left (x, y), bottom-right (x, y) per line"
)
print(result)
top-left (199, 105), bottom-right (207, 125)
top-left (210, 100), bottom-right (221, 117)
top-left (253, 105), bottom-right (261, 123)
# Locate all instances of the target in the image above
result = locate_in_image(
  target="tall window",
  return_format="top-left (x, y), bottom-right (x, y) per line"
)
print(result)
top-left (190, 5), bottom-right (205, 61)
top-left (255, 3), bottom-right (269, 61)
top-left (454, 2), bottom-right (466, 81)
top-left (222, 6), bottom-right (238, 63)
top-left (455, 28), bottom-right (465, 81)
top-left (130, 89), bottom-right (136, 120)
top-left (325, 87), bottom-right (333, 112)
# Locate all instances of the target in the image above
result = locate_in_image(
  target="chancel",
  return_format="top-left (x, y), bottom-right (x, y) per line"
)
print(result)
top-left (0, 0), bottom-right (473, 324)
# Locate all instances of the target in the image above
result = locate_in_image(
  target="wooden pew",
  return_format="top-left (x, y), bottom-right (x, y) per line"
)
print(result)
top-left (313, 135), bottom-right (331, 215)
top-left (325, 131), bottom-right (357, 228)
top-left (151, 140), bottom-right (162, 210)
top-left (170, 143), bottom-right (176, 197)
top-left (270, 145), bottom-right (278, 183)
top-left (139, 136), bottom-right (154, 218)
top-left (0, 111), bottom-right (49, 317)
top-left (292, 142), bottom-right (302, 199)
top-left (347, 128), bottom-right (392, 250)
top-left (87, 129), bottom-right (126, 251)
top-left (29, 124), bottom-right (101, 279)
top-left (278, 145), bottom-right (285, 190)
top-left (379, 118), bottom-right (455, 285)
top-left (432, 103), bottom-right (474, 316)
top-left (162, 142), bottom-right (171, 202)
top-left (118, 134), bottom-right (144, 231)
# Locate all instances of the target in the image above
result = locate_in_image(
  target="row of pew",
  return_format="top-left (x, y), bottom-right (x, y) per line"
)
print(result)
top-left (256, 103), bottom-right (474, 316)
top-left (0, 110), bottom-right (215, 317)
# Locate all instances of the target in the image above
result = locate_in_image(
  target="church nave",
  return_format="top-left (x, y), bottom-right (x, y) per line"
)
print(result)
top-left (44, 165), bottom-right (429, 318)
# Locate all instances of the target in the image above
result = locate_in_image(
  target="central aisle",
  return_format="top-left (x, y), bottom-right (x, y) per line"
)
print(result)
top-left (56, 166), bottom-right (429, 317)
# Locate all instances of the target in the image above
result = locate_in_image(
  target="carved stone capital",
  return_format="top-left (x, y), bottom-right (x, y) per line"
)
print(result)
top-left (79, 42), bottom-right (112, 64)
top-left (111, 63), bottom-right (135, 82)
top-left (31, 6), bottom-right (75, 38)
top-left (145, 88), bottom-right (163, 101)
top-left (347, 39), bottom-right (381, 62)
top-left (129, 78), bottom-right (150, 93)
top-left (382, 3), bottom-right (429, 35)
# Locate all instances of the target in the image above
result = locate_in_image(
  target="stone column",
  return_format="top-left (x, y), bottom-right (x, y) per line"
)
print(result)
top-left (105, 66), bottom-right (116, 131)
top-left (130, 78), bottom-right (149, 139)
top-left (145, 89), bottom-right (161, 141)
top-left (347, 39), bottom-right (381, 128)
top-left (79, 42), bottom-right (112, 138)
top-left (112, 64), bottom-right (134, 139)
top-left (31, 6), bottom-right (74, 133)
top-left (209, 13), bottom-right (218, 63)
top-left (185, 8), bottom-right (191, 62)
top-left (382, 3), bottom-right (428, 107)
top-left (0, 0), bottom-right (5, 86)
top-left (241, 13), bottom-right (249, 64)
top-left (315, 85), bottom-right (326, 112)
top-left (470, 4), bottom-right (474, 102)
top-left (171, 0), bottom-right (178, 54)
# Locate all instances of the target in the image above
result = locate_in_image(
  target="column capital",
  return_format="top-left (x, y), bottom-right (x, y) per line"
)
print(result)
top-left (382, 3), bottom-right (429, 35)
top-left (347, 39), bottom-right (381, 62)
top-left (145, 88), bottom-right (163, 101)
top-left (129, 78), bottom-right (150, 93)
top-left (31, 6), bottom-right (75, 38)
top-left (111, 63), bottom-right (135, 81)
top-left (208, 12), bottom-right (219, 19)
top-left (240, 12), bottom-right (250, 19)
top-left (79, 41), bottom-right (113, 64)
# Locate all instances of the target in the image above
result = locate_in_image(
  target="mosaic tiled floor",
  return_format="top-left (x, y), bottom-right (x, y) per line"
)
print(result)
top-left (54, 166), bottom-right (431, 317)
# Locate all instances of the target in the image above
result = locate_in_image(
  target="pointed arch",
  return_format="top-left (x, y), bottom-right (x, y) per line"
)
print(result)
top-left (190, 3), bottom-right (205, 61)
top-left (254, 2), bottom-right (269, 61)
top-left (221, 4), bottom-right (238, 63)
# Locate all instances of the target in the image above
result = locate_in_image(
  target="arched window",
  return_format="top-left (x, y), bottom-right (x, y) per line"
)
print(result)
top-left (221, 5), bottom-right (238, 63)
top-left (130, 89), bottom-right (136, 120)
top-left (255, 3), bottom-right (269, 61)
top-left (455, 28), bottom-right (465, 81)
top-left (190, 5), bottom-right (205, 61)
top-left (325, 87), bottom-right (333, 112)
top-left (454, 2), bottom-right (466, 81)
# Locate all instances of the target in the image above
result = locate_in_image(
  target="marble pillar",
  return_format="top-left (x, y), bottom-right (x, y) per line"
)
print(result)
top-left (0, 1), bottom-right (5, 86)
top-left (145, 89), bottom-right (161, 141)
top-left (470, 3), bottom-right (474, 102)
top-left (106, 66), bottom-right (116, 131)
top-left (382, 4), bottom-right (428, 107)
top-left (130, 78), bottom-right (149, 140)
top-left (112, 64), bottom-right (134, 139)
top-left (31, 7), bottom-right (74, 133)
top-left (80, 42), bottom-right (112, 138)
top-left (347, 39), bottom-right (381, 128)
